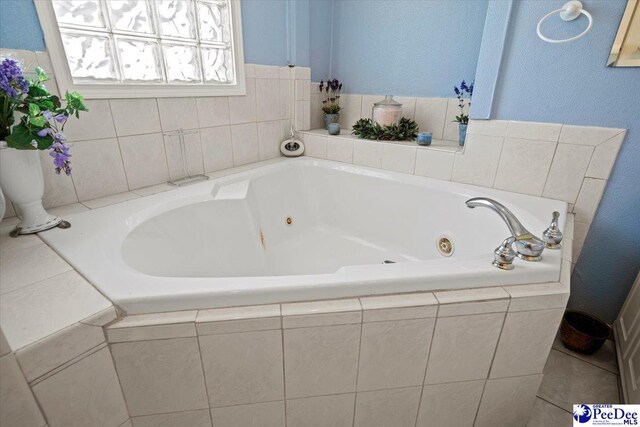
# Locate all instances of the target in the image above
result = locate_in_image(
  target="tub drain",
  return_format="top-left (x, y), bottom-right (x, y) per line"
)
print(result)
top-left (436, 236), bottom-right (454, 257)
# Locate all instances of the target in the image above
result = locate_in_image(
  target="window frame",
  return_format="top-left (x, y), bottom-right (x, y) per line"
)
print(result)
top-left (34, 0), bottom-right (246, 99)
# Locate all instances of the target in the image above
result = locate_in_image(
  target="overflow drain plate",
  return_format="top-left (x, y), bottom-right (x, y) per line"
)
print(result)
top-left (436, 234), bottom-right (455, 257)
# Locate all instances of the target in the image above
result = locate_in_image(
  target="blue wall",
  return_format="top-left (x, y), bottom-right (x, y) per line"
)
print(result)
top-left (0, 0), bottom-right (44, 51)
top-left (485, 0), bottom-right (640, 322)
top-left (0, 0), bottom-right (308, 67)
top-left (309, 0), bottom-right (333, 81)
top-left (329, 0), bottom-right (488, 97)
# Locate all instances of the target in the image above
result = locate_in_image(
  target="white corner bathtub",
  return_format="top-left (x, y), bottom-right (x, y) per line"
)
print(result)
top-left (42, 158), bottom-right (567, 314)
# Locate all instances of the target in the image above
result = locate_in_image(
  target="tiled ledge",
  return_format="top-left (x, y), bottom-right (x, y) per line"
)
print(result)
top-left (300, 129), bottom-right (462, 153)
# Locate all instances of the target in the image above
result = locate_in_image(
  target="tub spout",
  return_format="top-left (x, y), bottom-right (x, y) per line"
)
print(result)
top-left (465, 197), bottom-right (545, 261)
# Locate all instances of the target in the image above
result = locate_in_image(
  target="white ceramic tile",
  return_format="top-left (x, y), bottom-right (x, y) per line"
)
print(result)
top-left (438, 300), bottom-right (510, 317)
top-left (0, 270), bottom-right (111, 351)
top-left (255, 64), bottom-right (280, 79)
top-left (279, 66), bottom-right (294, 80)
top-left (527, 398), bottom-right (572, 427)
top-left (414, 149), bottom-right (454, 180)
top-left (165, 132), bottom-right (205, 179)
top-left (543, 143), bottom-right (594, 203)
top-left (434, 287), bottom-right (510, 304)
top-left (493, 138), bottom-right (557, 196)
top-left (490, 308), bottom-right (564, 378)
top-left (200, 330), bottom-right (284, 407)
top-left (327, 136), bottom-right (354, 163)
top-left (467, 119), bottom-right (509, 137)
top-left (0, 330), bottom-right (11, 357)
top-left (82, 191), bottom-right (140, 209)
top-left (110, 99), bottom-right (161, 136)
top-left (107, 323), bottom-right (196, 343)
top-left (359, 95), bottom-right (377, 120)
top-left (132, 183), bottom-right (174, 197)
top-left (48, 202), bottom-right (90, 217)
top-left (381, 143), bottom-right (416, 174)
top-left (357, 318), bottom-right (434, 391)
top-left (416, 380), bottom-right (485, 427)
top-left (229, 79), bottom-right (257, 124)
top-left (574, 177), bottom-right (606, 224)
top-left (0, 243), bottom-right (71, 295)
top-left (81, 306), bottom-right (118, 326)
top-left (338, 94), bottom-right (362, 130)
top-left (451, 134), bottom-right (504, 187)
top-left (111, 337), bottom-right (209, 416)
top-left (70, 138), bottom-right (129, 200)
top-left (286, 393), bottom-right (355, 427)
top-left (35, 50), bottom-right (53, 71)
top-left (538, 349), bottom-right (620, 411)
top-left (284, 324), bottom-right (360, 398)
top-left (559, 125), bottom-right (625, 146)
top-left (0, 354), bottom-right (46, 427)
top-left (506, 121), bottom-right (562, 142)
top-left (112, 310), bottom-right (197, 328)
top-left (39, 151), bottom-right (79, 208)
top-left (0, 224), bottom-right (42, 259)
top-left (414, 98), bottom-right (448, 140)
top-left (295, 100), bottom-right (311, 131)
top-left (197, 304), bottom-right (280, 322)
top-left (156, 97), bottom-right (199, 132)
top-left (302, 132), bottom-right (327, 158)
top-left (196, 97), bottom-right (230, 128)
top-left (282, 299), bottom-right (360, 316)
top-left (310, 93), bottom-right (325, 129)
top-left (258, 120), bottom-right (283, 160)
top-left (210, 401), bottom-right (285, 427)
top-left (280, 79), bottom-right (294, 119)
top-left (118, 133), bottom-right (169, 189)
top-left (200, 125), bottom-right (234, 173)
top-left (197, 317), bottom-right (281, 335)
top-left (354, 386), bottom-right (421, 427)
top-left (425, 313), bottom-right (504, 384)
top-left (295, 79), bottom-right (310, 101)
top-left (586, 132), bottom-right (625, 179)
top-left (283, 299), bottom-right (361, 328)
top-left (284, 311), bottom-right (361, 329)
top-left (294, 67), bottom-right (311, 80)
top-left (132, 409), bottom-right (212, 427)
top-left (443, 98), bottom-right (468, 141)
top-left (63, 100), bottom-right (116, 142)
top-left (352, 140), bottom-right (383, 168)
top-left (0, 48), bottom-right (38, 72)
top-left (552, 332), bottom-right (619, 374)
top-left (396, 96), bottom-right (417, 120)
top-left (230, 122), bottom-right (259, 166)
top-left (16, 321), bottom-right (105, 382)
top-left (256, 78), bottom-right (282, 122)
top-left (475, 374), bottom-right (542, 427)
top-left (360, 293), bottom-right (437, 322)
top-left (561, 259), bottom-right (572, 289)
top-left (504, 282), bottom-right (569, 312)
top-left (573, 221), bottom-right (589, 262)
top-left (32, 347), bottom-right (129, 427)
top-left (244, 63), bottom-right (255, 79)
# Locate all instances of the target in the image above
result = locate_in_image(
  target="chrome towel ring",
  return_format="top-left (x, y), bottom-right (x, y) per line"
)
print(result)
top-left (537, 0), bottom-right (593, 44)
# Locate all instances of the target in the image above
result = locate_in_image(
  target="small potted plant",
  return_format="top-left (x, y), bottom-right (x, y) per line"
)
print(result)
top-left (0, 58), bottom-right (87, 235)
top-left (319, 79), bottom-right (342, 130)
top-left (453, 80), bottom-right (473, 146)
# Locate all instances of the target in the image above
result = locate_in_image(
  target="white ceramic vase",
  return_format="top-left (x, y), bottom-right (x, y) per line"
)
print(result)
top-left (0, 142), bottom-right (61, 234)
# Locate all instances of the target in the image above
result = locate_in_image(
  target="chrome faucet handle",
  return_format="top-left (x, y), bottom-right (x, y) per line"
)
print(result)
top-left (542, 211), bottom-right (563, 249)
top-left (493, 237), bottom-right (516, 270)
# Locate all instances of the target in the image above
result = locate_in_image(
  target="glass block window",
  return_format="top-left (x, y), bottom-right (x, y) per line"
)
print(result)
top-left (51, 0), bottom-right (237, 86)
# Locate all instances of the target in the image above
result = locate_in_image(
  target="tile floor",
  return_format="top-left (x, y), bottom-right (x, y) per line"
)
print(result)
top-left (527, 332), bottom-right (620, 426)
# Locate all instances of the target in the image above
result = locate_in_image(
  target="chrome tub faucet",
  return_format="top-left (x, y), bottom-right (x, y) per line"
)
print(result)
top-left (465, 197), bottom-right (546, 262)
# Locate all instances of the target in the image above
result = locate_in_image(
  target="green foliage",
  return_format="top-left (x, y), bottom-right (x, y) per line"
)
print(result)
top-left (351, 117), bottom-right (419, 141)
top-left (3, 67), bottom-right (88, 149)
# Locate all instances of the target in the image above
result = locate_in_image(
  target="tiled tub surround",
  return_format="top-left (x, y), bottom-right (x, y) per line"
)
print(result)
top-left (0, 272), bottom-right (571, 427)
top-left (299, 119), bottom-right (626, 265)
top-left (0, 48), bottom-right (312, 219)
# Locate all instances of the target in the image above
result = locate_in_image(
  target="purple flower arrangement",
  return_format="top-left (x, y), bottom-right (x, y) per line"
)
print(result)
top-left (319, 79), bottom-right (342, 114)
top-left (453, 80), bottom-right (474, 124)
top-left (0, 58), bottom-right (87, 175)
